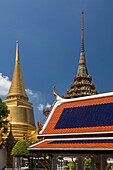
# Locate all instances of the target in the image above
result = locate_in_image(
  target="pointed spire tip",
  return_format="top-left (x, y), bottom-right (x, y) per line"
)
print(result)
top-left (81, 8), bottom-right (84, 53)
top-left (16, 40), bottom-right (19, 62)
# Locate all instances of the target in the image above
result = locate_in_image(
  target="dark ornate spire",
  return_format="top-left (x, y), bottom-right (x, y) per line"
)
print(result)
top-left (77, 9), bottom-right (88, 77)
top-left (64, 10), bottom-right (97, 99)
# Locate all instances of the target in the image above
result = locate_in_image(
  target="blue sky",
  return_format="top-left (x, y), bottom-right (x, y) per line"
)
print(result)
top-left (0, 0), bottom-right (113, 125)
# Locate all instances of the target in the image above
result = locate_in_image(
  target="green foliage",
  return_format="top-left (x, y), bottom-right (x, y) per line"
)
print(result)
top-left (11, 140), bottom-right (31, 157)
top-left (0, 98), bottom-right (10, 133)
top-left (67, 160), bottom-right (76, 170)
top-left (79, 68), bottom-right (82, 76)
top-left (84, 158), bottom-right (92, 170)
top-left (107, 163), bottom-right (113, 170)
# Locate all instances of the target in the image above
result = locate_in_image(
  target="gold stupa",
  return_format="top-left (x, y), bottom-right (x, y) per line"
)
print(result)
top-left (4, 41), bottom-right (36, 140)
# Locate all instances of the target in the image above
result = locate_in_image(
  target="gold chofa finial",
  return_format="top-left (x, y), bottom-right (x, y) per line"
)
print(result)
top-left (53, 86), bottom-right (58, 98)
top-left (16, 41), bottom-right (19, 61)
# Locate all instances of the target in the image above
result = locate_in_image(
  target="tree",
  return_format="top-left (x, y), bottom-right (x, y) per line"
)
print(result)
top-left (107, 163), bottom-right (113, 170)
top-left (67, 160), bottom-right (76, 170)
top-left (11, 140), bottom-right (32, 168)
top-left (0, 98), bottom-right (10, 133)
top-left (11, 139), bottom-right (52, 169)
top-left (85, 158), bottom-right (92, 170)
top-left (11, 140), bottom-right (31, 157)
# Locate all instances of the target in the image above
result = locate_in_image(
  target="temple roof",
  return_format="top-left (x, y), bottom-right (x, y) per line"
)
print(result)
top-left (29, 138), bottom-right (113, 150)
top-left (40, 92), bottom-right (113, 135)
top-left (7, 41), bottom-right (28, 101)
top-left (29, 93), bottom-right (113, 151)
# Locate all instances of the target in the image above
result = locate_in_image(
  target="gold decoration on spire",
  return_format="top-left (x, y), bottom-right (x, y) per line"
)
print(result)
top-left (7, 41), bottom-right (28, 101)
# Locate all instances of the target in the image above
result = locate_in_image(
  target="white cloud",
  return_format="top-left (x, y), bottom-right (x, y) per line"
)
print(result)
top-left (37, 104), bottom-right (44, 111)
top-left (26, 89), bottom-right (38, 98)
top-left (0, 73), bottom-right (41, 100)
top-left (46, 103), bottom-right (51, 108)
top-left (26, 89), bottom-right (33, 95)
top-left (0, 73), bottom-right (11, 96)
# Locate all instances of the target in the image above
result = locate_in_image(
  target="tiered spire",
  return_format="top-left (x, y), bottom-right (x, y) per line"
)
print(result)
top-left (77, 9), bottom-right (88, 77)
top-left (64, 10), bottom-right (97, 99)
top-left (7, 41), bottom-right (28, 101)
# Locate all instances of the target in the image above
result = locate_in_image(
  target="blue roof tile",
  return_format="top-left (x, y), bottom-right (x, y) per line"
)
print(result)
top-left (54, 103), bottom-right (113, 129)
top-left (49, 139), bottom-right (113, 144)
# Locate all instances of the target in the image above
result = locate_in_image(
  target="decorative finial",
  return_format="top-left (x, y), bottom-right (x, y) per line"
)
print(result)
top-left (37, 120), bottom-right (42, 134)
top-left (53, 86), bottom-right (58, 98)
top-left (16, 41), bottom-right (19, 61)
top-left (10, 117), bottom-right (12, 132)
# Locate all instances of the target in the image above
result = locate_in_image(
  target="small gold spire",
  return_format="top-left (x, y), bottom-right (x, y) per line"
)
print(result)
top-left (37, 120), bottom-right (42, 134)
top-left (10, 117), bottom-right (12, 131)
top-left (0, 130), bottom-right (2, 145)
top-left (16, 41), bottom-right (19, 62)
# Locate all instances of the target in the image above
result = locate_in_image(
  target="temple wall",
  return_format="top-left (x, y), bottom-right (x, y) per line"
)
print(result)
top-left (0, 149), bottom-right (6, 169)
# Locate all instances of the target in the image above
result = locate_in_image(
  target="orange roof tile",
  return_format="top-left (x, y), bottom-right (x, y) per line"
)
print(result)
top-left (30, 139), bottom-right (113, 149)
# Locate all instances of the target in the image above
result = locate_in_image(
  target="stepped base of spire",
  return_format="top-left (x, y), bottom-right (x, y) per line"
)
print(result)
top-left (64, 73), bottom-right (98, 99)
top-left (3, 98), bottom-right (36, 140)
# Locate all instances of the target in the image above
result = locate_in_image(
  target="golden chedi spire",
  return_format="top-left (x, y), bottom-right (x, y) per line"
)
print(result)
top-left (4, 41), bottom-right (36, 140)
top-left (7, 41), bottom-right (28, 101)
top-left (64, 10), bottom-right (97, 99)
